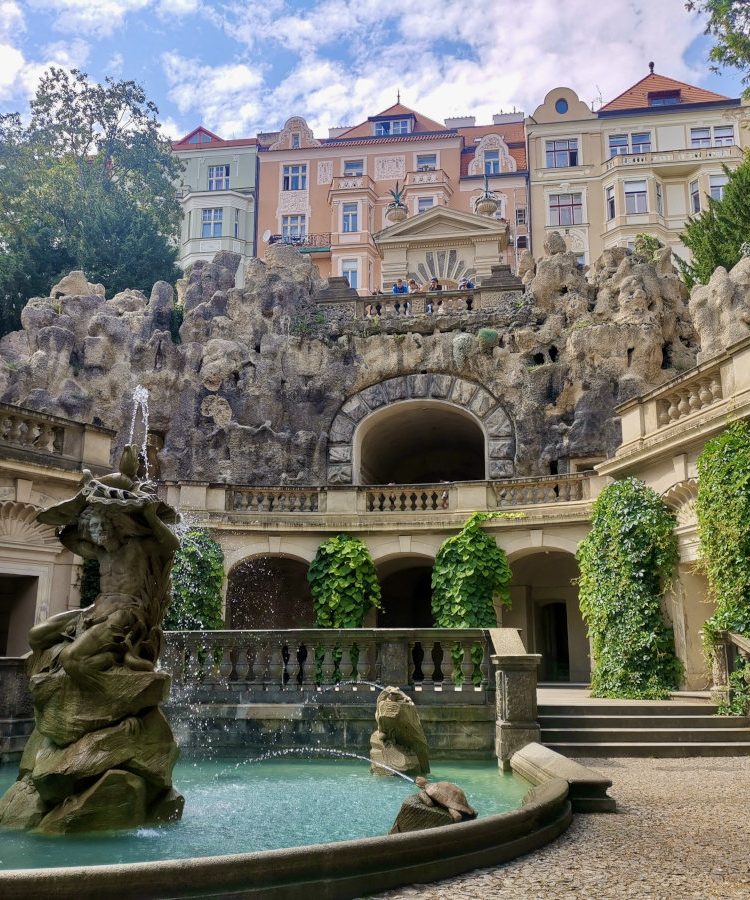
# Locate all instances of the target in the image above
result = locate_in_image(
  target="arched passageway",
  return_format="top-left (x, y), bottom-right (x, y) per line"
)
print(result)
top-left (226, 556), bottom-right (315, 629)
top-left (356, 401), bottom-right (486, 485)
top-left (503, 551), bottom-right (590, 683)
top-left (376, 557), bottom-right (435, 628)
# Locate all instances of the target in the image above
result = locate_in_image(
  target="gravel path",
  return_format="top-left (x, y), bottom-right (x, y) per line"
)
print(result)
top-left (371, 756), bottom-right (750, 900)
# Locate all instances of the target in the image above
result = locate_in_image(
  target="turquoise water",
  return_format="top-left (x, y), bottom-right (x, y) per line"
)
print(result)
top-left (0, 757), bottom-right (530, 871)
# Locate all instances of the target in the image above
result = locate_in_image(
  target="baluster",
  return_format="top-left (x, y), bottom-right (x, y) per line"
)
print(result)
top-left (657, 402), bottom-right (670, 426)
top-left (339, 639), bottom-right (354, 682)
top-left (688, 386), bottom-right (701, 411)
top-left (7, 416), bottom-right (22, 442)
top-left (356, 641), bottom-right (371, 683)
top-left (320, 641), bottom-right (336, 686)
top-left (218, 642), bottom-right (234, 682)
top-left (667, 395), bottom-right (680, 420)
top-left (441, 641), bottom-right (455, 686)
top-left (709, 375), bottom-right (722, 401)
top-left (255, 641), bottom-right (272, 687)
top-left (677, 392), bottom-right (691, 417)
top-left (421, 641), bottom-right (436, 687)
top-left (235, 644), bottom-right (250, 682)
top-left (268, 640), bottom-right (285, 686)
top-left (460, 640), bottom-right (474, 687)
top-left (299, 642), bottom-right (315, 689)
top-left (698, 379), bottom-right (712, 407)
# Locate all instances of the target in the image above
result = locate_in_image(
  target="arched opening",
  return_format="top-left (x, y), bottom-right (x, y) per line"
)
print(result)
top-left (226, 556), bottom-right (315, 629)
top-left (376, 556), bottom-right (435, 628)
top-left (503, 551), bottom-right (590, 683)
top-left (355, 400), bottom-right (486, 485)
top-left (0, 574), bottom-right (39, 655)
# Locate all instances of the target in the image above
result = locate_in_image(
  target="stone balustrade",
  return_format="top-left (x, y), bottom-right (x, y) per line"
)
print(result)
top-left (0, 402), bottom-right (114, 473)
top-left (365, 485), bottom-right (451, 512)
top-left (491, 472), bottom-right (590, 507)
top-left (228, 487), bottom-right (323, 513)
top-left (163, 628), bottom-right (495, 701)
top-left (656, 373), bottom-right (722, 426)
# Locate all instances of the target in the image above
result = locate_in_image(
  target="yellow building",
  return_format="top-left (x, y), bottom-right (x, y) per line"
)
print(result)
top-left (526, 68), bottom-right (750, 265)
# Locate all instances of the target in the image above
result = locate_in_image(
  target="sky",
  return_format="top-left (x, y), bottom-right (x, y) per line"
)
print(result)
top-left (0, 0), bottom-right (745, 140)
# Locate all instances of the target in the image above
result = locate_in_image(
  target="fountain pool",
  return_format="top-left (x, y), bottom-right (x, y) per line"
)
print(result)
top-left (0, 758), bottom-right (530, 870)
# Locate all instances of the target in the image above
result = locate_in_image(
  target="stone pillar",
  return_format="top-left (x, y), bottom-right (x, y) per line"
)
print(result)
top-left (379, 637), bottom-right (410, 686)
top-left (490, 628), bottom-right (541, 770)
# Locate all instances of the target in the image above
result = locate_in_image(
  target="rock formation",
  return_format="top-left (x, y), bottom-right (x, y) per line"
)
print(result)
top-left (1, 235), bottom-right (748, 485)
top-left (390, 777), bottom-right (477, 833)
top-left (0, 447), bottom-right (184, 833)
top-left (370, 686), bottom-right (430, 777)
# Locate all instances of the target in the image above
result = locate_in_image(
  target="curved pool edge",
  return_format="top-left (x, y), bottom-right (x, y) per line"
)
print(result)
top-left (0, 778), bottom-right (571, 899)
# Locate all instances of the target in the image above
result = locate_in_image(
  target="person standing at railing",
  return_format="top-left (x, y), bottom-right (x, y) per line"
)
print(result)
top-left (392, 278), bottom-right (408, 316)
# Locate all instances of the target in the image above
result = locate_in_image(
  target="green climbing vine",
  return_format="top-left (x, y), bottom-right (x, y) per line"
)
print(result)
top-left (164, 528), bottom-right (225, 630)
top-left (696, 421), bottom-right (750, 714)
top-left (307, 534), bottom-right (381, 628)
top-left (577, 478), bottom-right (682, 699)
top-left (432, 512), bottom-right (514, 684)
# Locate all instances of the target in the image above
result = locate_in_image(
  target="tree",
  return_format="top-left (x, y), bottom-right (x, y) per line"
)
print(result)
top-left (0, 68), bottom-right (183, 336)
top-left (165, 529), bottom-right (225, 631)
top-left (677, 156), bottom-right (750, 287)
top-left (687, 1), bottom-right (750, 96)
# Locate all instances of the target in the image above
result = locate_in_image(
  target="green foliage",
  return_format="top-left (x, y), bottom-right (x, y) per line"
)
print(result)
top-left (677, 156), bottom-right (750, 288)
top-left (431, 512), bottom-right (512, 628)
top-left (307, 534), bottom-right (381, 628)
top-left (696, 421), bottom-right (750, 644)
top-left (0, 68), bottom-right (182, 336)
top-left (633, 233), bottom-right (663, 263)
top-left (477, 328), bottom-right (499, 353)
top-left (577, 478), bottom-right (682, 699)
top-left (79, 559), bottom-right (100, 608)
top-left (717, 657), bottom-right (750, 715)
top-left (387, 180), bottom-right (405, 207)
top-left (687, 1), bottom-right (750, 96)
top-left (165, 529), bottom-right (225, 631)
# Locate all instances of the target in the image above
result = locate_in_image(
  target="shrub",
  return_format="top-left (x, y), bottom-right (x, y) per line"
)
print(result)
top-left (165, 528), bottom-right (225, 630)
top-left (577, 478), bottom-right (682, 699)
top-left (477, 328), bottom-right (499, 353)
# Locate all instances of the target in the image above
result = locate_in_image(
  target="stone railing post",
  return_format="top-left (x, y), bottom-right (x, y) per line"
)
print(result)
top-left (489, 628), bottom-right (541, 771)
top-left (378, 634), bottom-right (411, 686)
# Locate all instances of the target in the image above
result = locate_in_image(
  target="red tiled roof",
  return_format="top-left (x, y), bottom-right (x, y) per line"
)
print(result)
top-left (335, 103), bottom-right (448, 139)
top-left (458, 122), bottom-right (527, 173)
top-left (172, 125), bottom-right (257, 150)
top-left (320, 131), bottom-right (458, 148)
top-left (599, 72), bottom-right (731, 112)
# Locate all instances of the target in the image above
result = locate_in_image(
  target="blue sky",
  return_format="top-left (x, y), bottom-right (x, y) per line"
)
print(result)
top-left (0, 1), bottom-right (745, 140)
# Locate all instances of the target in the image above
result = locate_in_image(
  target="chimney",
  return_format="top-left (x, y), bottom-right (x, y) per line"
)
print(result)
top-left (492, 112), bottom-right (525, 125)
top-left (444, 115), bottom-right (476, 128)
top-left (328, 126), bottom-right (351, 138)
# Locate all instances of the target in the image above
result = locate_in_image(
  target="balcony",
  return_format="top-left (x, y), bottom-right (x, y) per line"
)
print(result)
top-left (329, 175), bottom-right (376, 194)
top-left (267, 233), bottom-right (332, 253)
top-left (602, 144), bottom-right (742, 176)
top-left (404, 168), bottom-right (452, 189)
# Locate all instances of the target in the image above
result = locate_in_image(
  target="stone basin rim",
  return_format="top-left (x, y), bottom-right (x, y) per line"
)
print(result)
top-left (0, 778), bottom-right (571, 900)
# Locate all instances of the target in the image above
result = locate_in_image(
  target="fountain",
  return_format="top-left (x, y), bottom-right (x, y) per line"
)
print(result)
top-left (369, 686), bottom-right (430, 777)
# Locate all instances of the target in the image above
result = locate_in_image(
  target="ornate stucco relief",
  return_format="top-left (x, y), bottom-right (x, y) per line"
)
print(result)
top-left (375, 156), bottom-right (406, 181)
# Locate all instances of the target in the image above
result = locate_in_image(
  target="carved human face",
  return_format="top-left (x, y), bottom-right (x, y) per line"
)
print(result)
top-left (82, 508), bottom-right (121, 551)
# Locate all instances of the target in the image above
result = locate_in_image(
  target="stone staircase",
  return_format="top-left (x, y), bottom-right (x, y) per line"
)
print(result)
top-left (539, 696), bottom-right (750, 758)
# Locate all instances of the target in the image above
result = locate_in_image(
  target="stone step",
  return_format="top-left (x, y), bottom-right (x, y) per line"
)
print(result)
top-left (541, 727), bottom-right (750, 744)
top-left (545, 742), bottom-right (750, 758)
top-left (538, 703), bottom-right (718, 717)
top-left (539, 714), bottom-right (750, 729)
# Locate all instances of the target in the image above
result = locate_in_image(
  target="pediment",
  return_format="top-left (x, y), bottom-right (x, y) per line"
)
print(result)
top-left (375, 207), bottom-right (508, 243)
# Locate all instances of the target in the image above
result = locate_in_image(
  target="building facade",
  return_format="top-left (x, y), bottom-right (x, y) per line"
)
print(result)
top-left (172, 127), bottom-right (258, 269)
top-left (254, 104), bottom-right (529, 292)
top-left (526, 69), bottom-right (750, 265)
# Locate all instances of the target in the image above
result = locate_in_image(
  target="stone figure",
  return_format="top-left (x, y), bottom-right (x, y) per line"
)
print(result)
top-left (370, 686), bottom-right (430, 777)
top-left (390, 777), bottom-right (477, 833)
top-left (0, 446), bottom-right (184, 834)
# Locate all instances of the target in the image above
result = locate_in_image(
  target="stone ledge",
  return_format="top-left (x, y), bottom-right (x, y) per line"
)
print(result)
top-left (510, 741), bottom-right (616, 813)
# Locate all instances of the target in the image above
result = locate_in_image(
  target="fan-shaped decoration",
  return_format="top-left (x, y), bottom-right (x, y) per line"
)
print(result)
top-left (661, 478), bottom-right (699, 527)
top-left (409, 249), bottom-right (475, 287)
top-left (0, 501), bottom-right (59, 546)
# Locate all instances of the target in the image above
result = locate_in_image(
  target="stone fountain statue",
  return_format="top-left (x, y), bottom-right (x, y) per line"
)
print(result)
top-left (370, 686), bottom-right (430, 777)
top-left (0, 446), bottom-right (184, 834)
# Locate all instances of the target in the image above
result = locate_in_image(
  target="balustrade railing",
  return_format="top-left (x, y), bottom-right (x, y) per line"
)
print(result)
top-left (267, 233), bottom-right (332, 248)
top-left (656, 372), bottom-right (723, 426)
top-left (711, 630), bottom-right (750, 708)
top-left (228, 487), bottom-right (322, 513)
top-left (366, 485), bottom-right (450, 512)
top-left (491, 472), bottom-right (589, 507)
top-left (0, 408), bottom-right (63, 456)
top-left (163, 629), bottom-right (494, 697)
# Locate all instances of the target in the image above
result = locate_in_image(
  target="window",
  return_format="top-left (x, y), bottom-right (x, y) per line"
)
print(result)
top-left (282, 164), bottom-right (307, 190)
top-left (713, 125), bottom-right (734, 146)
top-left (343, 159), bottom-right (364, 176)
top-left (575, 253), bottom-right (586, 267)
top-left (201, 208), bottom-right (222, 238)
top-left (648, 91), bottom-right (680, 107)
top-left (516, 236), bottom-right (528, 250)
top-left (374, 119), bottom-right (410, 135)
top-left (234, 209), bottom-right (240, 239)
top-left (548, 192), bottom-right (582, 226)
top-left (690, 127), bottom-right (711, 148)
top-left (342, 202), bottom-right (358, 232)
top-left (484, 150), bottom-right (500, 175)
top-left (417, 196), bottom-right (434, 214)
top-left (291, 132), bottom-right (300, 149)
top-left (416, 153), bottom-right (437, 170)
top-left (690, 180), bottom-right (700, 214)
top-left (606, 185), bottom-right (615, 220)
top-left (188, 131), bottom-right (212, 144)
top-left (656, 182), bottom-right (663, 216)
top-left (609, 134), bottom-right (629, 157)
top-left (631, 132), bottom-right (651, 153)
top-left (624, 180), bottom-right (648, 214)
top-left (555, 98), bottom-right (569, 114)
top-left (282, 214), bottom-right (306, 239)
top-left (342, 259), bottom-right (358, 289)
top-left (710, 174), bottom-right (728, 200)
top-left (208, 164), bottom-right (230, 191)
top-left (545, 138), bottom-right (578, 168)
top-left (515, 207), bottom-right (527, 226)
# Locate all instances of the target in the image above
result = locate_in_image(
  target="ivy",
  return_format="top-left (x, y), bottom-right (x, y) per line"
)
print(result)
top-left (577, 478), bottom-right (682, 699)
top-left (307, 534), bottom-right (381, 628)
top-left (165, 528), bottom-right (225, 630)
top-left (696, 421), bottom-right (750, 642)
top-left (432, 513), bottom-right (513, 685)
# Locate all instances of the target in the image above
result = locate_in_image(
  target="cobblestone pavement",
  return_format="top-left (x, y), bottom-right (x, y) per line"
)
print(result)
top-left (371, 756), bottom-right (750, 900)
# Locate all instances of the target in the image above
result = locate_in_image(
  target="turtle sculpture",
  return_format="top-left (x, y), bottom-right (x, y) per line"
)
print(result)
top-left (414, 776), bottom-right (477, 823)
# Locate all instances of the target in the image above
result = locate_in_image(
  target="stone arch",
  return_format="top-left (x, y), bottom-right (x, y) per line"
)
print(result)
top-left (326, 374), bottom-right (515, 484)
top-left (662, 478), bottom-right (698, 527)
top-left (226, 551), bottom-right (314, 629)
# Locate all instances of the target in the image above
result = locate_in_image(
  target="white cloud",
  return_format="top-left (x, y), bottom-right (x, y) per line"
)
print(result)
top-left (158, 0), bottom-right (200, 14)
top-left (26, 0), bottom-right (153, 37)
top-left (105, 51), bottom-right (125, 76)
top-left (0, 1), bottom-right (25, 41)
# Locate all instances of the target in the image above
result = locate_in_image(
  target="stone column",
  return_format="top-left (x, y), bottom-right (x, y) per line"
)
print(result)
top-left (490, 628), bottom-right (541, 770)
